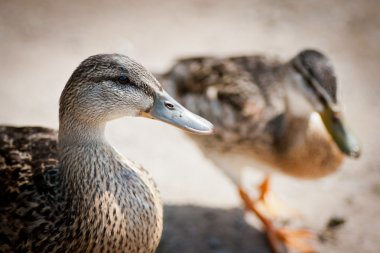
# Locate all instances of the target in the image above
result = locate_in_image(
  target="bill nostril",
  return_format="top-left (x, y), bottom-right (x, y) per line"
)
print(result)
top-left (164, 101), bottom-right (175, 110)
top-left (351, 147), bottom-right (361, 158)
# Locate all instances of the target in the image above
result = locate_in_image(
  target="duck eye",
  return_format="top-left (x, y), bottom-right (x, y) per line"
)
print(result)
top-left (118, 75), bottom-right (130, 85)
top-left (164, 101), bottom-right (175, 110)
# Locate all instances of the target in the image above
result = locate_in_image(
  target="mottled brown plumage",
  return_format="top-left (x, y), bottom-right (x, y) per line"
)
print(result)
top-left (161, 50), bottom-right (359, 180)
top-left (0, 54), bottom-right (212, 253)
top-left (0, 125), bottom-right (162, 253)
top-left (159, 50), bottom-right (361, 253)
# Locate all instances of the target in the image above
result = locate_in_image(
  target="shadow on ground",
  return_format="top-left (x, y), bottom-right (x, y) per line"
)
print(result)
top-left (157, 205), bottom-right (272, 253)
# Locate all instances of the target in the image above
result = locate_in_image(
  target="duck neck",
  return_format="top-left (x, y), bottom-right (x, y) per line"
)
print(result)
top-left (57, 118), bottom-right (110, 199)
top-left (276, 71), bottom-right (321, 153)
top-left (58, 118), bottom-right (107, 147)
top-left (54, 117), bottom-right (163, 251)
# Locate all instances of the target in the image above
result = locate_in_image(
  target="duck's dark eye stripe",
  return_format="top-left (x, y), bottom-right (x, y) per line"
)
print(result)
top-left (118, 75), bottom-right (130, 85)
top-left (293, 60), bottom-right (329, 106)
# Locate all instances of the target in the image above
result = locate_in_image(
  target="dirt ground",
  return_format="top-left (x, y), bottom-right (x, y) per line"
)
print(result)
top-left (1, 0), bottom-right (379, 252)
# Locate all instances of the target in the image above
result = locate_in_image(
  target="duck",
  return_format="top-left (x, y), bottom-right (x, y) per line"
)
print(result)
top-left (0, 54), bottom-right (213, 253)
top-left (159, 49), bottom-right (361, 253)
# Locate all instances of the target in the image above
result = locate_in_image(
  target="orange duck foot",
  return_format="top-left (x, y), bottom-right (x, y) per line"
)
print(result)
top-left (238, 187), bottom-right (315, 253)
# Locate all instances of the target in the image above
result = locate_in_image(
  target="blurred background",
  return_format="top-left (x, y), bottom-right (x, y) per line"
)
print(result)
top-left (1, 0), bottom-right (379, 252)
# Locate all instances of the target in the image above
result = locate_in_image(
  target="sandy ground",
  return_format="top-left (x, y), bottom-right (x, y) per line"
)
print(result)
top-left (1, 0), bottom-right (380, 252)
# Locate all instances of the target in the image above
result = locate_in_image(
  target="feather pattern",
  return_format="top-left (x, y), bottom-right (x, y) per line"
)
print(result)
top-left (0, 54), bottom-right (169, 253)
top-left (0, 125), bottom-right (162, 253)
top-left (159, 52), bottom-right (344, 179)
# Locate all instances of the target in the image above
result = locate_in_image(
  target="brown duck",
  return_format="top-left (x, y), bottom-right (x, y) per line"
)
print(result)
top-left (0, 54), bottom-right (213, 253)
top-left (159, 49), bottom-right (361, 253)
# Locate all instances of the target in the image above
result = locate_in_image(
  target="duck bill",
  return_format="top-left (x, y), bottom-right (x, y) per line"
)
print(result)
top-left (319, 105), bottom-right (361, 158)
top-left (141, 91), bottom-right (214, 135)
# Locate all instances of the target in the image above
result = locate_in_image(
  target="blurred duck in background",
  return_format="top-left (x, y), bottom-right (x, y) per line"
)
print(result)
top-left (0, 54), bottom-right (213, 253)
top-left (160, 49), bottom-right (361, 253)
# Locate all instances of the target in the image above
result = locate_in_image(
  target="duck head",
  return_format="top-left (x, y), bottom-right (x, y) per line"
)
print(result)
top-left (286, 49), bottom-right (361, 158)
top-left (59, 54), bottom-right (213, 135)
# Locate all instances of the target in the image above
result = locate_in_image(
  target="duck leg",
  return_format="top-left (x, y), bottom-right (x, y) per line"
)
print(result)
top-left (255, 175), bottom-right (296, 218)
top-left (258, 175), bottom-right (271, 208)
top-left (238, 187), bottom-right (315, 253)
